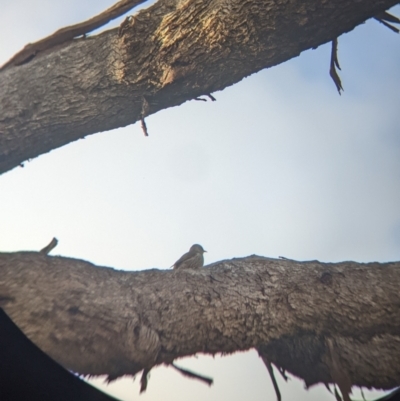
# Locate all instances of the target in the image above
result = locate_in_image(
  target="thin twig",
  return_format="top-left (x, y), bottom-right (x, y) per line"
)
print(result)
top-left (194, 94), bottom-right (217, 102)
top-left (140, 368), bottom-right (150, 393)
top-left (171, 363), bottom-right (213, 386)
top-left (277, 367), bottom-right (288, 381)
top-left (374, 18), bottom-right (399, 33)
top-left (374, 11), bottom-right (400, 33)
top-left (329, 38), bottom-right (343, 95)
top-left (334, 385), bottom-right (343, 401)
top-left (259, 355), bottom-right (282, 401)
top-left (40, 237), bottom-right (58, 255)
top-left (140, 97), bottom-right (150, 136)
top-left (140, 117), bottom-right (149, 136)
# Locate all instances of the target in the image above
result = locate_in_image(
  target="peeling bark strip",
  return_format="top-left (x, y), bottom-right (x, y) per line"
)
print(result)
top-left (0, 0), bottom-right (399, 175)
top-left (0, 0), bottom-right (148, 71)
top-left (0, 252), bottom-right (399, 389)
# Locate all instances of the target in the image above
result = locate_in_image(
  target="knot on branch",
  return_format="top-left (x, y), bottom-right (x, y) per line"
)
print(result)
top-left (125, 317), bottom-right (161, 367)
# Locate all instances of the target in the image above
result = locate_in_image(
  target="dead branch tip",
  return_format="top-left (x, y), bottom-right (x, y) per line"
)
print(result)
top-left (140, 97), bottom-right (150, 136)
top-left (374, 11), bottom-right (400, 34)
top-left (360, 387), bottom-right (366, 401)
top-left (259, 354), bottom-right (282, 401)
top-left (329, 38), bottom-right (343, 95)
top-left (171, 362), bottom-right (213, 386)
top-left (194, 94), bottom-right (217, 102)
top-left (277, 366), bottom-right (288, 381)
top-left (334, 385), bottom-right (343, 401)
top-left (140, 368), bottom-right (151, 393)
top-left (40, 237), bottom-right (58, 255)
top-left (140, 117), bottom-right (149, 136)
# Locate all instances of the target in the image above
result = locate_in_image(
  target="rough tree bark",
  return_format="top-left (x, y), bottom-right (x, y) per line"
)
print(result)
top-left (1, 0), bottom-right (400, 397)
top-left (0, 0), bottom-right (398, 174)
top-left (0, 252), bottom-right (399, 390)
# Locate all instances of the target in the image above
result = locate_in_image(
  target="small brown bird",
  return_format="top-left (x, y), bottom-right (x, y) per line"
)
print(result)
top-left (172, 244), bottom-right (207, 270)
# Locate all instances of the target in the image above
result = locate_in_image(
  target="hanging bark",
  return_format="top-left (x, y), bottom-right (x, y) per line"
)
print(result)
top-left (0, 252), bottom-right (399, 390)
top-left (0, 0), bottom-right (399, 175)
top-left (0, 0), bottom-right (147, 70)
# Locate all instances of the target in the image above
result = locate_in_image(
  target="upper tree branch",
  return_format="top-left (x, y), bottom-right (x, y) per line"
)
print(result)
top-left (0, 252), bottom-right (399, 389)
top-left (0, 0), bottom-right (398, 175)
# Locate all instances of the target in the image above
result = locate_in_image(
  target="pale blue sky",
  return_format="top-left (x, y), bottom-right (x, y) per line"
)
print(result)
top-left (0, 1), bottom-right (399, 400)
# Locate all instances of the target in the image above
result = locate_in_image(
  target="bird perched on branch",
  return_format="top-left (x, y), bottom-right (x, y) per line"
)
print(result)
top-left (172, 244), bottom-right (206, 270)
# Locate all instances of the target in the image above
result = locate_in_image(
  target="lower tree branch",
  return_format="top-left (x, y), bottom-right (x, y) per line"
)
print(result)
top-left (0, 252), bottom-right (399, 390)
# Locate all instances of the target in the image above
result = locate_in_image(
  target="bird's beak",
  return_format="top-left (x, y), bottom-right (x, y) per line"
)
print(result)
top-left (204, 250), bottom-right (207, 253)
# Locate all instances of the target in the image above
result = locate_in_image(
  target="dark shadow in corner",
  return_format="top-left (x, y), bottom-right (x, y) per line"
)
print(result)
top-left (0, 308), bottom-right (121, 401)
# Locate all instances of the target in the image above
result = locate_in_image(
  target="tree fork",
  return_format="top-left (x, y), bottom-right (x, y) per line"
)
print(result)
top-left (0, 0), bottom-right (399, 174)
top-left (0, 252), bottom-right (399, 389)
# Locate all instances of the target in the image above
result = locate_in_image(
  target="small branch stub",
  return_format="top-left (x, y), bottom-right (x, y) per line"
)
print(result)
top-left (374, 11), bottom-right (400, 33)
top-left (139, 368), bottom-right (150, 393)
top-left (39, 237), bottom-right (58, 255)
top-left (171, 363), bottom-right (213, 386)
top-left (259, 353), bottom-right (282, 401)
top-left (140, 97), bottom-right (150, 136)
top-left (329, 38), bottom-right (343, 95)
